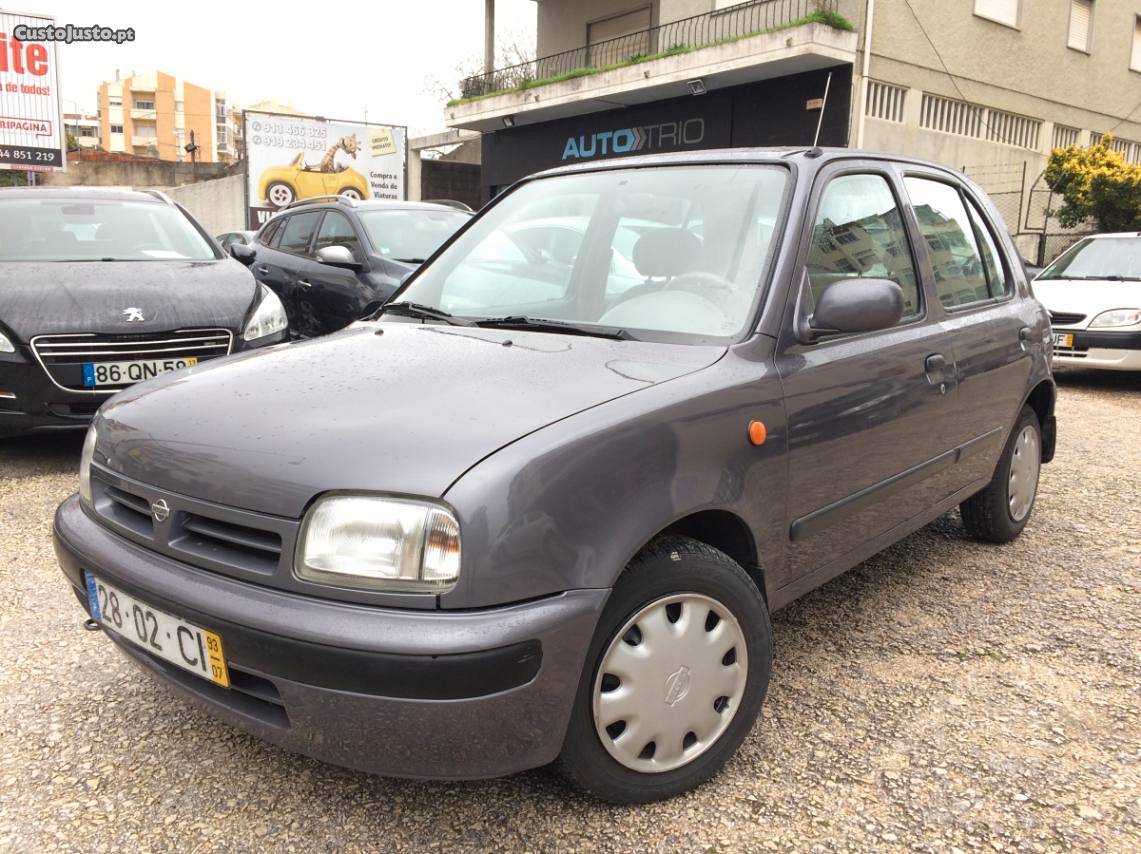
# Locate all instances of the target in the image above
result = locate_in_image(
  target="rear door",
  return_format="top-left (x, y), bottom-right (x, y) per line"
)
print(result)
top-left (293, 210), bottom-right (372, 335)
top-left (775, 163), bottom-right (959, 582)
top-left (901, 172), bottom-right (1033, 492)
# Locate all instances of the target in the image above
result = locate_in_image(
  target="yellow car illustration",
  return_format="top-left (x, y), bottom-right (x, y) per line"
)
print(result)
top-left (258, 137), bottom-right (372, 208)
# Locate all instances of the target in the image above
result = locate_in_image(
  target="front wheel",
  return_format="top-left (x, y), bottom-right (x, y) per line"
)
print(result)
top-left (960, 405), bottom-right (1042, 543)
top-left (558, 535), bottom-right (772, 803)
top-left (265, 181), bottom-right (295, 208)
top-left (338, 188), bottom-right (364, 200)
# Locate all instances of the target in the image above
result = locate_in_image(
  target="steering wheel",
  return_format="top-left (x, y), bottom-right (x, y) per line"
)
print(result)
top-left (664, 271), bottom-right (741, 315)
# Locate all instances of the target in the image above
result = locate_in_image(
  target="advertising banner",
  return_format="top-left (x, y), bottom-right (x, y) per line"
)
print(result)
top-left (244, 110), bottom-right (406, 229)
top-left (0, 9), bottom-right (65, 172)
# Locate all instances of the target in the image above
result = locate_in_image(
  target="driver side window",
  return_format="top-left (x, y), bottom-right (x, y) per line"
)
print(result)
top-left (805, 174), bottom-right (922, 321)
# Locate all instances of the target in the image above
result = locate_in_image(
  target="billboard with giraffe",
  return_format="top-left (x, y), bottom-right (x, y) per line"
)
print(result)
top-left (243, 110), bottom-right (406, 228)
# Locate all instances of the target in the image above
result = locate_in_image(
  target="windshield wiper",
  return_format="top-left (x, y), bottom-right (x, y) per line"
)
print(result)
top-left (377, 302), bottom-right (474, 326)
top-left (393, 257), bottom-right (426, 264)
top-left (474, 315), bottom-right (631, 340)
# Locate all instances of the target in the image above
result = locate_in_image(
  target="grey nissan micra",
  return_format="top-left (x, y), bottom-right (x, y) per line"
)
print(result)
top-left (55, 148), bottom-right (1056, 803)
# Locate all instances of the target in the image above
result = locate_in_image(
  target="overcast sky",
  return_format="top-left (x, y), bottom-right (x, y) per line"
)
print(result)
top-left (24, 0), bottom-right (536, 135)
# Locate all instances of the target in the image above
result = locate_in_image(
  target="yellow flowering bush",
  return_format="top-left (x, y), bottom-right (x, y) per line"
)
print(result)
top-left (1045, 135), bottom-right (1141, 232)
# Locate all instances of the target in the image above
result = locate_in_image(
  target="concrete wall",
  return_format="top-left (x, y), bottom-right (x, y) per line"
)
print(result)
top-left (166, 173), bottom-right (247, 236)
top-left (39, 158), bottom-right (232, 189)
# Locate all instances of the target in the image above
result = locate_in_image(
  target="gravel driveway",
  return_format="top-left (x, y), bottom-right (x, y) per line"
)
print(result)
top-left (1, 369), bottom-right (1138, 852)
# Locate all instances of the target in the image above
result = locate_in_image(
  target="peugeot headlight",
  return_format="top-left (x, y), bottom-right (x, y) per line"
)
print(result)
top-left (0, 330), bottom-right (14, 354)
top-left (1089, 308), bottom-right (1141, 329)
top-left (295, 495), bottom-right (461, 593)
top-left (79, 425), bottom-right (97, 507)
top-left (242, 285), bottom-right (288, 342)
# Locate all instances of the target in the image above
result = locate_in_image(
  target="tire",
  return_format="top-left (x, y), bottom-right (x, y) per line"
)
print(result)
top-left (265, 181), bottom-right (294, 208)
top-left (558, 535), bottom-right (772, 804)
top-left (338, 188), bottom-right (363, 200)
top-left (960, 406), bottom-right (1042, 543)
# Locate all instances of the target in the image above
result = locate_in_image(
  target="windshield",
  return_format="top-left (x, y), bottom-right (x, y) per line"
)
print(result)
top-left (357, 209), bottom-right (471, 263)
top-left (0, 198), bottom-right (217, 262)
top-left (1038, 237), bottom-right (1141, 282)
top-left (393, 165), bottom-right (788, 342)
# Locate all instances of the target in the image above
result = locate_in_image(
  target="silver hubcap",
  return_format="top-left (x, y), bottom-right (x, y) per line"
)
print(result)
top-left (592, 593), bottom-right (748, 773)
top-left (268, 185), bottom-right (292, 206)
top-left (340, 189), bottom-right (361, 199)
top-left (1008, 424), bottom-right (1040, 522)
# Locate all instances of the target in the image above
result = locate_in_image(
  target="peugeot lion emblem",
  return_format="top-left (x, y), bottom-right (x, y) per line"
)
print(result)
top-left (122, 307), bottom-right (145, 322)
top-left (151, 499), bottom-right (170, 522)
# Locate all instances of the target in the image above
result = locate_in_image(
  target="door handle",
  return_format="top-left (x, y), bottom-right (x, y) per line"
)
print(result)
top-left (298, 279), bottom-right (312, 288)
top-left (924, 353), bottom-right (949, 393)
top-left (254, 265), bottom-right (269, 274)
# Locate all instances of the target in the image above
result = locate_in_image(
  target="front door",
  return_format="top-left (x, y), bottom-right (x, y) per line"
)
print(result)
top-left (775, 166), bottom-right (958, 583)
top-left (294, 211), bottom-right (371, 335)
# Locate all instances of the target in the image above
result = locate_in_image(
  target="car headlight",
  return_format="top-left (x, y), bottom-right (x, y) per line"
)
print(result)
top-left (242, 285), bottom-right (288, 342)
top-left (1089, 308), bottom-right (1141, 329)
top-left (79, 425), bottom-right (97, 506)
top-left (295, 494), bottom-right (461, 593)
top-left (0, 330), bottom-right (14, 354)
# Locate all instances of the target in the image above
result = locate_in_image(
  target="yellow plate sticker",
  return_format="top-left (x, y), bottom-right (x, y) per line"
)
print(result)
top-left (187, 357), bottom-right (199, 365)
top-left (204, 629), bottom-right (229, 687)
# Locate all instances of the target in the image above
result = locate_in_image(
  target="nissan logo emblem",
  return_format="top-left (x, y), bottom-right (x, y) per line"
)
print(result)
top-left (151, 499), bottom-right (170, 522)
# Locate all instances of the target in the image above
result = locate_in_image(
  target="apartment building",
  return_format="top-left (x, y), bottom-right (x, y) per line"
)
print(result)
top-left (97, 71), bottom-right (231, 162)
top-left (446, 0), bottom-right (1141, 253)
top-left (63, 113), bottom-right (100, 149)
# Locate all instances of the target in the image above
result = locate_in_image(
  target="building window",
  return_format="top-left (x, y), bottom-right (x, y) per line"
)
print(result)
top-left (865, 80), bottom-right (907, 123)
top-left (108, 97), bottom-right (122, 107)
top-left (974, 0), bottom-right (1019, 28)
top-left (110, 124), bottom-right (124, 134)
top-left (78, 127), bottom-right (96, 138)
top-left (175, 100), bottom-right (184, 112)
top-left (1132, 15), bottom-right (1140, 71)
top-left (1067, 0), bottom-right (1092, 52)
top-left (920, 93), bottom-right (984, 138)
top-left (1052, 124), bottom-right (1080, 149)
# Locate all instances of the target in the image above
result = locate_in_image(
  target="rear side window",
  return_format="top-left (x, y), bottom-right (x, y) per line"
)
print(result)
top-left (965, 196), bottom-right (1010, 297)
top-left (904, 177), bottom-right (996, 308)
top-left (277, 211), bottom-right (323, 255)
top-left (805, 173), bottom-right (922, 321)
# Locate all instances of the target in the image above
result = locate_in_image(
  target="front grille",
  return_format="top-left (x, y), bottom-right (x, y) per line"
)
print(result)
top-left (31, 329), bottom-right (233, 393)
top-left (174, 512), bottom-right (282, 575)
top-left (1053, 345), bottom-right (1089, 358)
top-left (1049, 311), bottom-right (1086, 326)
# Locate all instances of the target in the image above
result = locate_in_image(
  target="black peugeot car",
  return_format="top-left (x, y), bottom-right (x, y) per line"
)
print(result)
top-left (0, 187), bottom-right (288, 439)
top-left (236, 197), bottom-right (471, 338)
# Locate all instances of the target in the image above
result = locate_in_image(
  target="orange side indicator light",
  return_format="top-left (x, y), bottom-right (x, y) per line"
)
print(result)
top-left (748, 420), bottom-right (767, 447)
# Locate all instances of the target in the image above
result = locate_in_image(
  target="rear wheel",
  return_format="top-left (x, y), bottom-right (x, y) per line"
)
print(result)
top-left (960, 406), bottom-right (1041, 543)
top-left (338, 188), bottom-right (364, 200)
top-left (558, 535), bottom-right (771, 803)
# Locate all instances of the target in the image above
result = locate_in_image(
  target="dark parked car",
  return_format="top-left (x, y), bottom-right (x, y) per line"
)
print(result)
top-left (0, 187), bottom-right (287, 439)
top-left (215, 230), bottom-right (256, 252)
top-left (237, 197), bottom-right (471, 338)
top-left (56, 149), bottom-right (1056, 803)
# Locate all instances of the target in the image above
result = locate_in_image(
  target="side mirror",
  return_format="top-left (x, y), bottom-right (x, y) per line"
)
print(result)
top-left (802, 278), bottom-right (904, 342)
top-left (317, 245), bottom-right (360, 269)
top-left (230, 243), bottom-right (256, 266)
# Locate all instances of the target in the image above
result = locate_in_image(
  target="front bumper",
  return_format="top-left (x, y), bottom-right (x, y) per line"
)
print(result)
top-left (0, 353), bottom-right (107, 437)
top-left (54, 495), bottom-right (608, 779)
top-left (1053, 329), bottom-right (1141, 371)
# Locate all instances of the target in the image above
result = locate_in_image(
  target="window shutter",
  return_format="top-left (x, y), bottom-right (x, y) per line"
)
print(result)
top-left (974, 0), bottom-right (1019, 28)
top-left (1068, 0), bottom-right (1092, 52)
top-left (1132, 16), bottom-right (1141, 70)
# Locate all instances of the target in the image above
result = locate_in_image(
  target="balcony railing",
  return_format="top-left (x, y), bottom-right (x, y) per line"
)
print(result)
top-left (455, 0), bottom-right (848, 103)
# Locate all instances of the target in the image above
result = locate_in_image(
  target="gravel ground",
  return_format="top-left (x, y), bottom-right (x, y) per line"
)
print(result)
top-left (1, 368), bottom-right (1138, 852)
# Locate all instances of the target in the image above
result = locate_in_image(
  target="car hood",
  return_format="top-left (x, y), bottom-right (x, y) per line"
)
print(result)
top-left (0, 260), bottom-right (257, 341)
top-left (1033, 278), bottom-right (1141, 323)
top-left (96, 322), bottom-right (725, 517)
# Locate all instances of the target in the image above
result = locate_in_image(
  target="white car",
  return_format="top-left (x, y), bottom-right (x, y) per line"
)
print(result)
top-left (1033, 233), bottom-right (1141, 371)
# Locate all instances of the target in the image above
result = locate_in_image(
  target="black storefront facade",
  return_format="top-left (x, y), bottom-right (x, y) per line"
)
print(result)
top-left (479, 65), bottom-right (852, 201)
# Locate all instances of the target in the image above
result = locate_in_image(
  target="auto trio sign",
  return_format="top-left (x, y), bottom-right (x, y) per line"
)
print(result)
top-left (0, 9), bottom-right (65, 172)
top-left (243, 110), bottom-right (406, 229)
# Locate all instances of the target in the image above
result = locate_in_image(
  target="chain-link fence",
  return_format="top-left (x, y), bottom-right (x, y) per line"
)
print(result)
top-left (961, 161), bottom-right (1096, 266)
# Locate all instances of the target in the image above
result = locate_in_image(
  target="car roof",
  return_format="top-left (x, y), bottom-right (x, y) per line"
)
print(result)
top-left (287, 199), bottom-right (471, 214)
top-left (0, 185), bottom-right (173, 203)
top-left (532, 146), bottom-right (966, 180)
